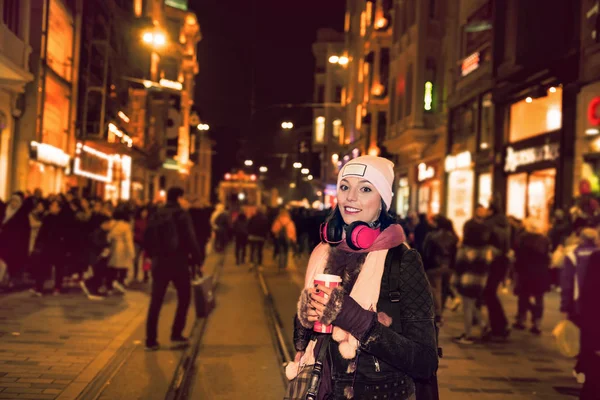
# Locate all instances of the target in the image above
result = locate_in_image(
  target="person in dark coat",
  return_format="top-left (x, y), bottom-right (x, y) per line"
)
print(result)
top-left (0, 192), bottom-right (31, 286)
top-left (32, 200), bottom-right (67, 295)
top-left (145, 187), bottom-right (204, 350)
top-left (422, 215), bottom-right (458, 324)
top-left (232, 213), bottom-right (249, 265)
top-left (512, 218), bottom-right (551, 335)
top-left (247, 206), bottom-right (269, 267)
top-left (413, 213), bottom-right (432, 258)
top-left (482, 195), bottom-right (511, 340)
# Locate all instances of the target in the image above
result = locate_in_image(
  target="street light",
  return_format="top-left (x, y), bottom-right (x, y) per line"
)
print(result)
top-left (142, 30), bottom-right (166, 48)
top-left (259, 166), bottom-right (268, 173)
top-left (244, 159), bottom-right (253, 166)
top-left (307, 175), bottom-right (313, 181)
top-left (338, 56), bottom-right (349, 65)
top-left (301, 168), bottom-right (309, 175)
top-left (281, 121), bottom-right (294, 129)
top-left (197, 124), bottom-right (210, 131)
top-left (328, 55), bottom-right (340, 64)
top-left (293, 162), bottom-right (302, 169)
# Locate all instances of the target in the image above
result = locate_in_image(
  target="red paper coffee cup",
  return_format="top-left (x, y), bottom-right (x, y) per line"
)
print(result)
top-left (313, 273), bottom-right (342, 334)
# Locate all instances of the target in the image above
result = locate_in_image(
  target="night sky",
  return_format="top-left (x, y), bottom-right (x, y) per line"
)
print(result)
top-left (188, 0), bottom-right (346, 186)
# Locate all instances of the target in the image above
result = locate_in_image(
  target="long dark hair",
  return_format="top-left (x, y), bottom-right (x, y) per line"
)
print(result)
top-left (325, 199), bottom-right (397, 231)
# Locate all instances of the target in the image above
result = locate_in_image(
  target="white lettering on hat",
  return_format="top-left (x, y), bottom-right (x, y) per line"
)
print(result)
top-left (342, 163), bottom-right (367, 177)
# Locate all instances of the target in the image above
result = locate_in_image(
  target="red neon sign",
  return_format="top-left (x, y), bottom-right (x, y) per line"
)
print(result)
top-left (588, 96), bottom-right (600, 125)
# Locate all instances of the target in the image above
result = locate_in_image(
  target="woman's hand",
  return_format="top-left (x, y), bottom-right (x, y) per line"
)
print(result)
top-left (307, 284), bottom-right (333, 322)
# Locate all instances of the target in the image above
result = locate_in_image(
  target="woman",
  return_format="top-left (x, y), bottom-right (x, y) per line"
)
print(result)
top-left (512, 218), bottom-right (551, 335)
top-left (287, 156), bottom-right (438, 399)
top-left (106, 209), bottom-right (134, 294)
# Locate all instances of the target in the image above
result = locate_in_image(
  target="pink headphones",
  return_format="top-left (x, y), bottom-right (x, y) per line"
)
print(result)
top-left (320, 220), bottom-right (381, 250)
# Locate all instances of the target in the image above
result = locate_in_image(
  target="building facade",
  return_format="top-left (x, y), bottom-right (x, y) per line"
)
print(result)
top-left (384, 0), bottom-right (448, 218)
top-left (311, 28), bottom-right (345, 206)
top-left (0, 0), bottom-right (34, 199)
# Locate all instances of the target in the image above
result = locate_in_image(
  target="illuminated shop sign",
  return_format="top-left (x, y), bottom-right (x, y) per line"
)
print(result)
top-left (424, 81), bottom-right (433, 111)
top-left (587, 97), bottom-right (600, 135)
top-left (159, 79), bottom-right (183, 91)
top-left (504, 143), bottom-right (559, 173)
top-left (461, 52), bottom-right (480, 77)
top-left (417, 163), bottom-right (435, 182)
top-left (74, 143), bottom-right (117, 183)
top-left (445, 151), bottom-right (472, 172)
top-left (30, 141), bottom-right (70, 168)
top-left (108, 123), bottom-right (133, 147)
top-left (165, 0), bottom-right (187, 11)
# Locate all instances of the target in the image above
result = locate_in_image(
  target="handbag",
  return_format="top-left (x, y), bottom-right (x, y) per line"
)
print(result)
top-left (552, 319), bottom-right (580, 358)
top-left (284, 336), bottom-right (331, 400)
top-left (193, 273), bottom-right (215, 318)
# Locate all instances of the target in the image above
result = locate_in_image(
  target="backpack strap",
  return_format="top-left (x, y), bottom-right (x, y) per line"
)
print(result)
top-left (388, 242), bottom-right (409, 303)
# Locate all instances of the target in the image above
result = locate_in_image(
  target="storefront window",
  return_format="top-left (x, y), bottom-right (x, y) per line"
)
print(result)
top-left (396, 177), bottom-right (410, 218)
top-left (509, 86), bottom-right (562, 143)
top-left (447, 169), bottom-right (474, 238)
top-left (43, 75), bottom-right (70, 151)
top-left (417, 180), bottom-right (440, 216)
top-left (480, 93), bottom-right (493, 150)
top-left (506, 169), bottom-right (555, 232)
top-left (449, 99), bottom-right (477, 150)
top-left (47, 0), bottom-right (74, 81)
top-left (478, 172), bottom-right (492, 207)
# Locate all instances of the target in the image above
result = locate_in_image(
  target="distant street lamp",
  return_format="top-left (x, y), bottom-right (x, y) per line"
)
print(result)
top-left (301, 168), bottom-right (309, 175)
top-left (293, 162), bottom-right (302, 169)
top-left (307, 175), bottom-right (313, 181)
top-left (328, 55), bottom-right (340, 64)
top-left (142, 30), bottom-right (166, 48)
top-left (290, 182), bottom-right (296, 188)
top-left (259, 166), bottom-right (268, 173)
top-left (281, 121), bottom-right (294, 129)
top-left (197, 124), bottom-right (210, 131)
top-left (244, 159), bottom-right (253, 166)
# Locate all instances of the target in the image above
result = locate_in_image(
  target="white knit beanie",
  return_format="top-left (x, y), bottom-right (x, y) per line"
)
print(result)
top-left (337, 155), bottom-right (395, 210)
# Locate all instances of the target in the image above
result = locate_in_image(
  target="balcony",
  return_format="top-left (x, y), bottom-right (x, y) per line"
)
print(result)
top-left (0, 23), bottom-right (33, 92)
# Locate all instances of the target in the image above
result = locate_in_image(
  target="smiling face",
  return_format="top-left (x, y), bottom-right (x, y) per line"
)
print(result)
top-left (337, 176), bottom-right (382, 225)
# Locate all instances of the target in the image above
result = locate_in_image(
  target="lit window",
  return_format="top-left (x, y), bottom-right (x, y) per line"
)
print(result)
top-left (333, 119), bottom-right (342, 138)
top-left (47, 0), bottom-right (74, 82)
top-left (344, 11), bottom-right (350, 32)
top-left (366, 2), bottom-right (373, 26)
top-left (360, 11), bottom-right (367, 36)
top-left (315, 116), bottom-right (325, 143)
top-left (356, 105), bottom-right (363, 130)
top-left (509, 86), bottom-right (562, 142)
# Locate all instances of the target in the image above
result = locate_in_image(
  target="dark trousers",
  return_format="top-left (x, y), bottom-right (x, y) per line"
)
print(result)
top-left (106, 267), bottom-right (127, 289)
top-left (517, 293), bottom-right (544, 323)
top-left (483, 259), bottom-right (509, 334)
top-left (35, 255), bottom-right (65, 292)
top-left (146, 265), bottom-right (191, 344)
top-left (249, 239), bottom-right (264, 265)
top-left (235, 236), bottom-right (247, 265)
top-left (133, 244), bottom-right (149, 282)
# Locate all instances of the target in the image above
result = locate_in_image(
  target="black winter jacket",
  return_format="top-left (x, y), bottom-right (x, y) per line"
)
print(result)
top-left (294, 244), bottom-right (438, 399)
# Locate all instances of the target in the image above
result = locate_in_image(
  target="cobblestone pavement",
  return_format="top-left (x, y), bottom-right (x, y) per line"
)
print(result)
top-left (262, 248), bottom-right (582, 399)
top-left (0, 288), bottom-right (148, 400)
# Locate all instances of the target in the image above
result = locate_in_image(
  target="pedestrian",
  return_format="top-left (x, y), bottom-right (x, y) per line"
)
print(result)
top-left (512, 218), bottom-right (551, 335)
top-left (413, 213), bottom-right (432, 258)
top-left (248, 205), bottom-right (269, 267)
top-left (210, 204), bottom-right (229, 252)
top-left (144, 187), bottom-right (204, 351)
top-left (287, 155), bottom-right (438, 399)
top-left (106, 209), bottom-right (135, 294)
top-left (271, 208), bottom-right (296, 269)
top-left (233, 212), bottom-right (249, 265)
top-left (28, 200), bottom-right (46, 255)
top-left (453, 212), bottom-right (496, 344)
top-left (79, 215), bottom-right (112, 300)
top-left (31, 200), bottom-right (67, 296)
top-left (0, 192), bottom-right (31, 287)
top-left (482, 195), bottom-right (512, 341)
top-left (422, 214), bottom-right (458, 326)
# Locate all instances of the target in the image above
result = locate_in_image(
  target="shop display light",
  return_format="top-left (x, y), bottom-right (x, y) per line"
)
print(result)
top-left (159, 78), bottom-right (183, 91)
top-left (108, 123), bottom-right (133, 147)
top-left (118, 111), bottom-right (130, 123)
top-left (120, 155), bottom-right (132, 200)
top-left (73, 144), bottom-right (114, 183)
top-left (30, 141), bottom-right (70, 168)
